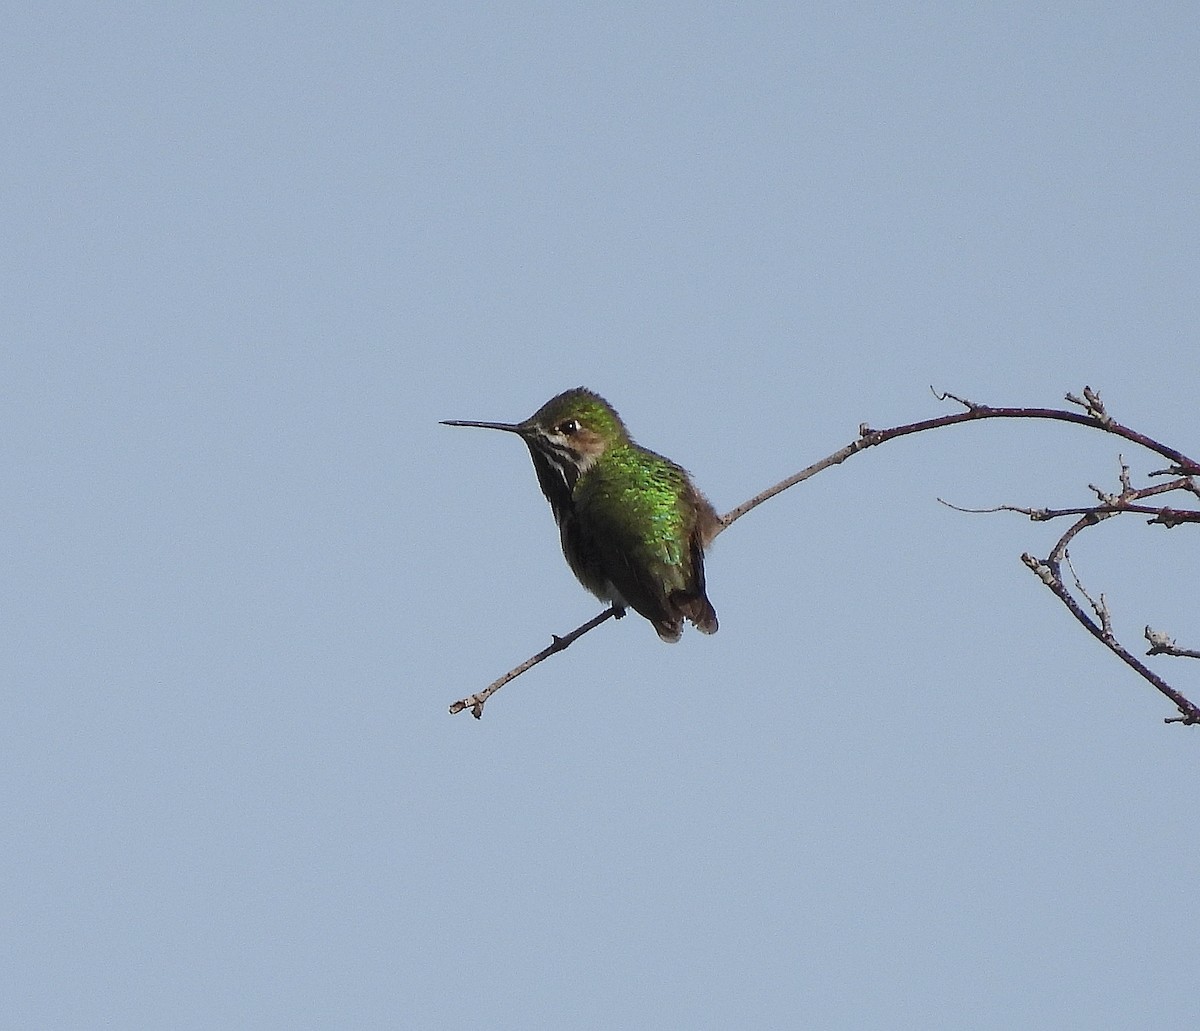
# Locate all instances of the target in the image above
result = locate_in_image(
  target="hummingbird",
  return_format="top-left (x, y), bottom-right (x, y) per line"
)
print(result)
top-left (442, 387), bottom-right (720, 642)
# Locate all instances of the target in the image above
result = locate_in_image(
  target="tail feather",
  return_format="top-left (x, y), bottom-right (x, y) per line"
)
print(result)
top-left (653, 616), bottom-right (684, 643)
top-left (677, 529), bottom-right (718, 634)
top-left (672, 590), bottom-right (718, 635)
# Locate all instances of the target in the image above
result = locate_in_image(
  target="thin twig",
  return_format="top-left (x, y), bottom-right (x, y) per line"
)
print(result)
top-left (1145, 627), bottom-right (1200, 660)
top-left (449, 605), bottom-right (624, 718)
top-left (938, 499), bottom-right (1200, 522)
top-left (937, 475), bottom-right (1200, 524)
top-left (1063, 551), bottom-right (1110, 631)
top-left (716, 439), bottom-right (864, 532)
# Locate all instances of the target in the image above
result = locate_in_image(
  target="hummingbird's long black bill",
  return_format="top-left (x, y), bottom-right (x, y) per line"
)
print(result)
top-left (440, 419), bottom-right (525, 434)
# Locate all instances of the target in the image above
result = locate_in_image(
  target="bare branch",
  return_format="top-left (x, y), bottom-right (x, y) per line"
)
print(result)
top-left (1146, 627), bottom-right (1200, 660)
top-left (718, 388), bottom-right (1198, 534)
top-left (939, 472), bottom-right (1200, 526)
top-left (715, 438), bottom-right (863, 533)
top-left (1150, 508), bottom-right (1200, 527)
top-left (1021, 548), bottom-right (1200, 726)
top-left (449, 605), bottom-right (625, 718)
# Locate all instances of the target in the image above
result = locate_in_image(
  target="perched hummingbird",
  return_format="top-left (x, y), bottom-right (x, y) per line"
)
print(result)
top-left (442, 388), bottom-right (720, 642)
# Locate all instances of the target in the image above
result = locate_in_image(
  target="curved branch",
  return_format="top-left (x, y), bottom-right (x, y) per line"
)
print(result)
top-left (717, 389), bottom-right (1199, 533)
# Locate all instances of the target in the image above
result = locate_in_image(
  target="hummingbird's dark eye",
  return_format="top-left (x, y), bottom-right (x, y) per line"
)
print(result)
top-left (557, 419), bottom-right (580, 436)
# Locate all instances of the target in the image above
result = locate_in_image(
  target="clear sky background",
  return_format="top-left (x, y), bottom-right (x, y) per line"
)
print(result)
top-left (4, 4), bottom-right (1198, 1028)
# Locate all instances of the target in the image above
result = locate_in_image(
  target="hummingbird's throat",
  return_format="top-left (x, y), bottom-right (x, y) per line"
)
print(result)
top-left (535, 435), bottom-right (598, 491)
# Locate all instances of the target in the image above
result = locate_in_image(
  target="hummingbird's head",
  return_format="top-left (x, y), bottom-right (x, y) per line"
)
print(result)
top-left (441, 387), bottom-right (631, 519)
top-left (520, 387), bottom-right (630, 472)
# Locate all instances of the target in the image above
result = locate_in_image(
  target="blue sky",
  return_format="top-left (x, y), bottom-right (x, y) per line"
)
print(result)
top-left (4, 4), bottom-right (1199, 1027)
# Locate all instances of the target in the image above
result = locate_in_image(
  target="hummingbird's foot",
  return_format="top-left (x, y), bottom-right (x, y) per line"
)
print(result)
top-left (612, 604), bottom-right (626, 620)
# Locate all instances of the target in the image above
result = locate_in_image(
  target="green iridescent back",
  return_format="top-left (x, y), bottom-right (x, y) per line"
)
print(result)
top-left (575, 444), bottom-right (695, 571)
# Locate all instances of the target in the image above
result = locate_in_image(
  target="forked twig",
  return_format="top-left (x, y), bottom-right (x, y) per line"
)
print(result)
top-left (1021, 524), bottom-right (1199, 726)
